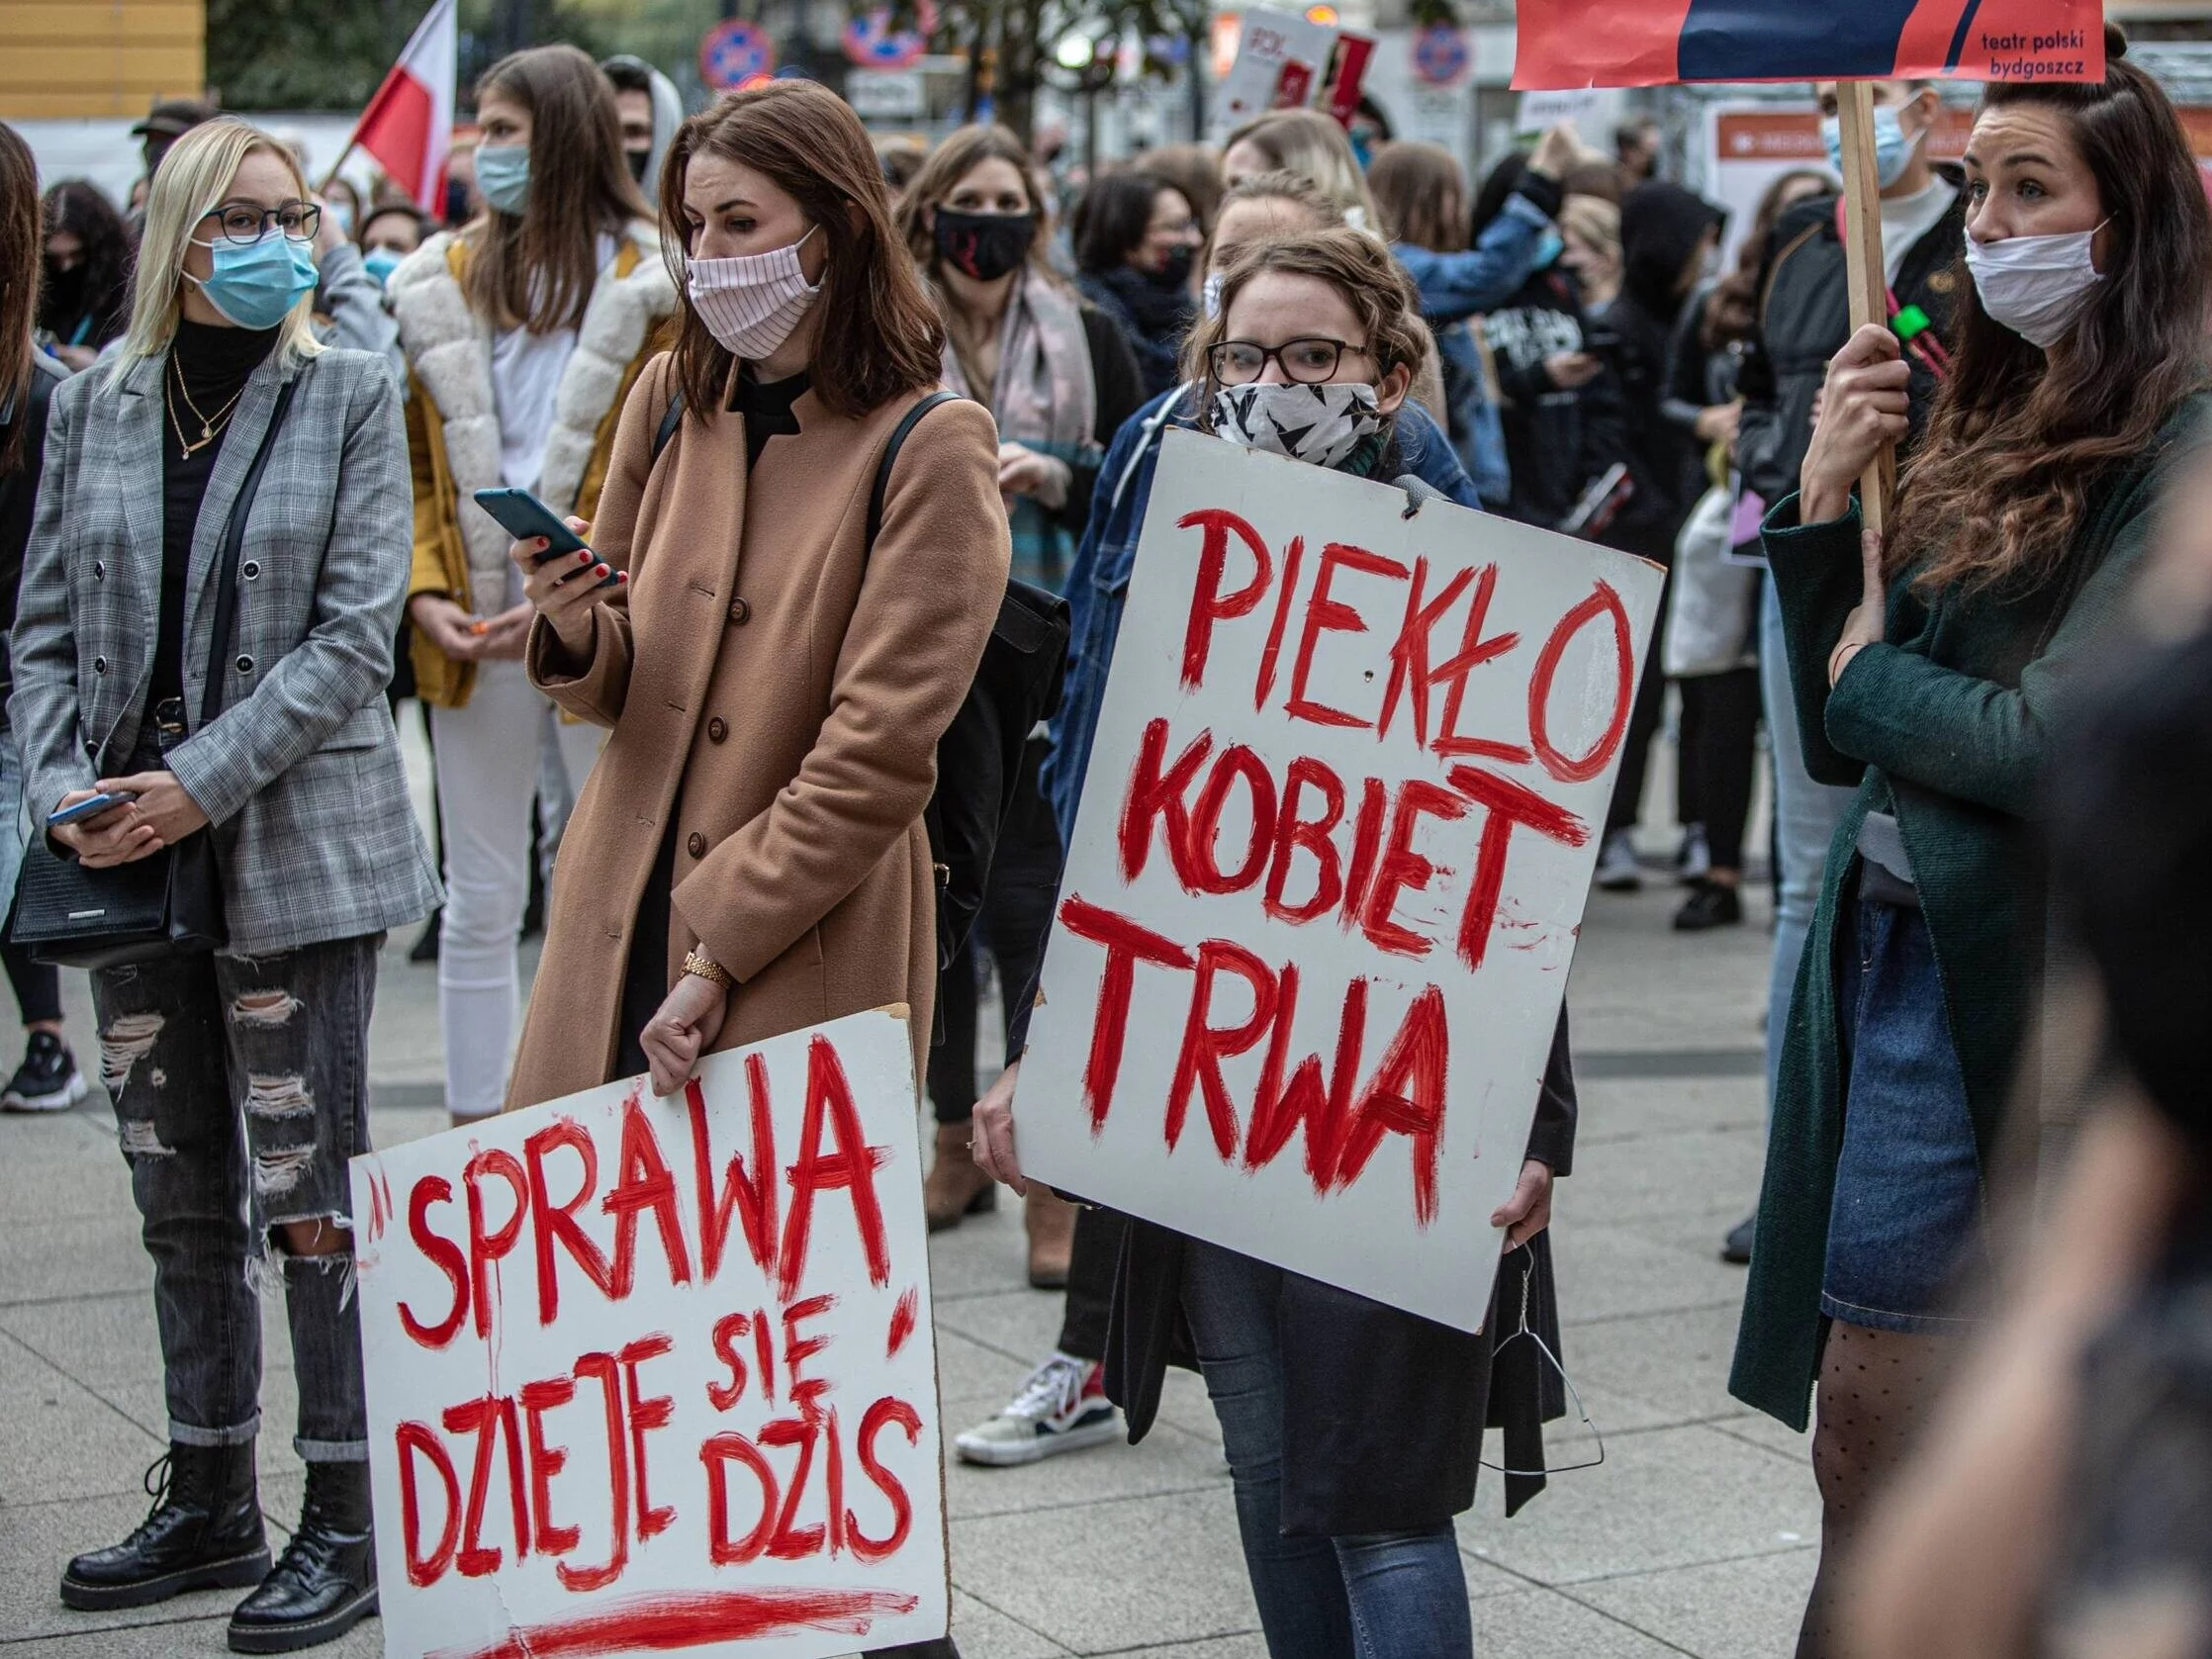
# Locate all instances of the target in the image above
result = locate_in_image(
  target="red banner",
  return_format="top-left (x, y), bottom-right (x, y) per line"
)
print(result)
top-left (1514, 0), bottom-right (2105, 90)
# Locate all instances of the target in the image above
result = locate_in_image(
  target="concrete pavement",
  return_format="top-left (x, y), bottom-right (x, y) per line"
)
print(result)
top-left (0, 750), bottom-right (1818, 1657)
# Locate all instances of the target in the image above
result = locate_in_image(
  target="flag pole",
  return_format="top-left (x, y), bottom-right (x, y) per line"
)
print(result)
top-left (1835, 82), bottom-right (1894, 536)
top-left (316, 137), bottom-right (360, 198)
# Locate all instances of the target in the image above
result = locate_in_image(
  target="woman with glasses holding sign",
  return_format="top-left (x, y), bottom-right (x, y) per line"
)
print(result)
top-left (1729, 33), bottom-right (2212, 1653)
top-left (12, 118), bottom-right (436, 1651)
top-left (971, 229), bottom-right (1579, 1659)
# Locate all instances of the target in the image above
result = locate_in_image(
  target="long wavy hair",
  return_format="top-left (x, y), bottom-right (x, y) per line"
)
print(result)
top-left (661, 81), bottom-right (943, 420)
top-left (1887, 43), bottom-right (2212, 596)
top-left (465, 46), bottom-right (650, 334)
top-left (0, 125), bottom-right (38, 473)
top-left (37, 179), bottom-right (133, 347)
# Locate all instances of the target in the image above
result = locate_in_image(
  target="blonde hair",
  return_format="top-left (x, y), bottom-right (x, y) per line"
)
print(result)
top-left (1558, 194), bottom-right (1620, 269)
top-left (1183, 229), bottom-right (1426, 431)
top-left (113, 119), bottom-right (323, 382)
top-left (1221, 108), bottom-right (1380, 234)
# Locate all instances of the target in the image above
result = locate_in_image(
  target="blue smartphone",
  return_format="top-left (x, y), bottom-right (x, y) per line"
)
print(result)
top-left (48, 790), bottom-right (138, 827)
top-left (471, 488), bottom-right (619, 590)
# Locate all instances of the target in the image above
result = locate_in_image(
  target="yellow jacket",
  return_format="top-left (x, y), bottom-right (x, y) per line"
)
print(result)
top-left (392, 226), bottom-right (675, 707)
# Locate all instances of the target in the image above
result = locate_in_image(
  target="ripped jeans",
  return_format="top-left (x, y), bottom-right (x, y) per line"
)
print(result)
top-left (94, 935), bottom-right (380, 1462)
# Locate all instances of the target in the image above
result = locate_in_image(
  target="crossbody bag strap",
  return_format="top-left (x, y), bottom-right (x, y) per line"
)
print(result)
top-left (200, 378), bottom-right (299, 730)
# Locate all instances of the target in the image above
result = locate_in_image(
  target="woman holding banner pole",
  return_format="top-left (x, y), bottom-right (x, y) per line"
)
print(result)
top-left (1727, 35), bottom-right (2212, 1654)
top-left (972, 230), bottom-right (1577, 1659)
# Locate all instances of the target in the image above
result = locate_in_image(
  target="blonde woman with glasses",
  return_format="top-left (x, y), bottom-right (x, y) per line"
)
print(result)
top-left (14, 117), bottom-right (436, 1652)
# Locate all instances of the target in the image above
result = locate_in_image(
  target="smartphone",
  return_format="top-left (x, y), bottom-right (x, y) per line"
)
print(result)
top-left (471, 487), bottom-right (619, 591)
top-left (48, 790), bottom-right (138, 828)
top-left (472, 488), bottom-right (593, 564)
top-left (1557, 463), bottom-right (1633, 538)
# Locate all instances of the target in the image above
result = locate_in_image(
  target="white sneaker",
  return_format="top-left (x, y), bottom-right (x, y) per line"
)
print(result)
top-left (955, 1352), bottom-right (1122, 1466)
top-left (1594, 828), bottom-right (1642, 892)
top-left (1676, 824), bottom-right (1711, 883)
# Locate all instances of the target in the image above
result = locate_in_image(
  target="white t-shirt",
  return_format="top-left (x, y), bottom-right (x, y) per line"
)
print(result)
top-left (1879, 179), bottom-right (1957, 287)
top-left (489, 232), bottom-right (619, 496)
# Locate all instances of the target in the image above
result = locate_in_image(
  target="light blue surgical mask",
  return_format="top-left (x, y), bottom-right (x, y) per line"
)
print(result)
top-left (1821, 105), bottom-right (1924, 191)
top-left (362, 246), bottom-right (404, 288)
top-left (475, 143), bottom-right (530, 217)
top-left (190, 229), bottom-right (319, 330)
top-left (1535, 229), bottom-right (1566, 268)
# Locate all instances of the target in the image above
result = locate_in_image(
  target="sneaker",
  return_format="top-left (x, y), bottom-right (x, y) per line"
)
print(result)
top-left (1594, 829), bottom-right (1641, 892)
top-left (1676, 824), bottom-right (1711, 883)
top-left (1673, 881), bottom-right (1744, 931)
top-left (955, 1353), bottom-right (1122, 1467)
top-left (3, 1031), bottom-right (88, 1113)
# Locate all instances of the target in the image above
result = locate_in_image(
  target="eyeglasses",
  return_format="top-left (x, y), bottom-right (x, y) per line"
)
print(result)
top-left (1207, 336), bottom-right (1373, 387)
top-left (199, 202), bottom-right (321, 244)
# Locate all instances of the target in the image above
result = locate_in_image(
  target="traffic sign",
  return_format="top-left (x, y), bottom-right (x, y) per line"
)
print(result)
top-left (841, 0), bottom-right (937, 70)
top-left (1412, 23), bottom-right (1470, 87)
top-left (699, 18), bottom-right (776, 90)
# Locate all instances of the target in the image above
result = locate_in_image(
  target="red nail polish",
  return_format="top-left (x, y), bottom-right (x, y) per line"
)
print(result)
top-left (577, 550), bottom-right (591, 563)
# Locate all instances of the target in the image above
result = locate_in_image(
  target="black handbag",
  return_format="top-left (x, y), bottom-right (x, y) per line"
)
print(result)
top-left (9, 379), bottom-right (297, 969)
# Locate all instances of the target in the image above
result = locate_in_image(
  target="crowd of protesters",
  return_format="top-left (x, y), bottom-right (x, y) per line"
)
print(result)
top-left (1, 19), bottom-right (2208, 1656)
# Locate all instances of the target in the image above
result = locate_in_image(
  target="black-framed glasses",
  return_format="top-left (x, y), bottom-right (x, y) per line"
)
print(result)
top-left (200, 201), bottom-right (321, 244)
top-left (1207, 335), bottom-right (1372, 386)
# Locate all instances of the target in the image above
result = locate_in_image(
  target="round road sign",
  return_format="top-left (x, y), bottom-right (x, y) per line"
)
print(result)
top-left (700, 19), bottom-right (776, 90)
top-left (1412, 23), bottom-right (1470, 88)
top-left (841, 0), bottom-right (936, 69)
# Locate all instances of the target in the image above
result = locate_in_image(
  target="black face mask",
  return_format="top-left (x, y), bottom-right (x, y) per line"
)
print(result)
top-left (42, 261), bottom-right (87, 317)
top-left (1152, 244), bottom-right (1194, 292)
top-left (626, 145), bottom-right (651, 185)
top-left (934, 208), bottom-right (1037, 282)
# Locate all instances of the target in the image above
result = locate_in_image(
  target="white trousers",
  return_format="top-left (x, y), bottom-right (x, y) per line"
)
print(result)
top-left (429, 660), bottom-right (604, 1120)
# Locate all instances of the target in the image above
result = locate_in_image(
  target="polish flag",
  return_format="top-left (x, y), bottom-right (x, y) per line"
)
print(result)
top-left (348, 0), bottom-right (457, 212)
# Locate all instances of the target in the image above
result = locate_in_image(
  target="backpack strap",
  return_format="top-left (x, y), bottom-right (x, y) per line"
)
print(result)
top-left (865, 390), bottom-right (961, 557)
top-left (651, 388), bottom-right (685, 467)
top-left (203, 378), bottom-right (299, 729)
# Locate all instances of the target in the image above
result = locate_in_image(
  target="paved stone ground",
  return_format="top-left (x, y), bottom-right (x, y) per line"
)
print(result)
top-left (0, 728), bottom-right (1819, 1657)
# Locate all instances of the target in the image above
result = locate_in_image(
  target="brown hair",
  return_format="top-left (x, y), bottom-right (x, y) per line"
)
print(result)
top-left (1204, 169), bottom-right (1342, 274)
top-left (1222, 108), bottom-right (1380, 230)
top-left (1183, 228), bottom-right (1426, 431)
top-left (0, 124), bottom-right (37, 473)
top-left (1136, 143), bottom-right (1223, 238)
top-left (1367, 140), bottom-right (1466, 252)
top-left (465, 46), bottom-right (650, 334)
top-left (1889, 37), bottom-right (2212, 595)
top-left (893, 124), bottom-right (1056, 275)
top-left (663, 81), bottom-right (943, 420)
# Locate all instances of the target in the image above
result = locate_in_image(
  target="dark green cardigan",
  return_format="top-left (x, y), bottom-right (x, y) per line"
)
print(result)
top-left (1730, 399), bottom-right (2209, 1429)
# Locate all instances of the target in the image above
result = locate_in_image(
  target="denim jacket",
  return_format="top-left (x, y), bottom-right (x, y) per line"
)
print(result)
top-left (1391, 195), bottom-right (1550, 511)
top-left (1039, 388), bottom-right (1483, 840)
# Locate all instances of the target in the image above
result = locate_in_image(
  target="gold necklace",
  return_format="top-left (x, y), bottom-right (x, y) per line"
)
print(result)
top-left (166, 357), bottom-right (246, 459)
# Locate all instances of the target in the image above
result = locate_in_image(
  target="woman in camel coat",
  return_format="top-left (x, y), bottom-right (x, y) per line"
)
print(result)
top-left (503, 81), bottom-right (1007, 1118)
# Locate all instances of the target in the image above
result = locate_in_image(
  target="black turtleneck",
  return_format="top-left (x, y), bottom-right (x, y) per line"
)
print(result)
top-left (727, 367), bottom-right (809, 469)
top-left (154, 319), bottom-right (278, 722)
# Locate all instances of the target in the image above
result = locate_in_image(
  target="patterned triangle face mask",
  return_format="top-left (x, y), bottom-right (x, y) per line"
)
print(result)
top-left (1210, 380), bottom-right (1383, 470)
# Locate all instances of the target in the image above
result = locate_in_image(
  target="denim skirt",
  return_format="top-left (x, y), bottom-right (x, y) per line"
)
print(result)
top-left (1820, 897), bottom-right (1985, 1335)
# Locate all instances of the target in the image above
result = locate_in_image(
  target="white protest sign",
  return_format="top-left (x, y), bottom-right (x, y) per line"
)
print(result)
top-left (349, 1009), bottom-right (946, 1659)
top-left (1019, 430), bottom-right (1661, 1333)
top-left (1516, 86), bottom-right (1602, 137)
top-left (1213, 8), bottom-right (1342, 135)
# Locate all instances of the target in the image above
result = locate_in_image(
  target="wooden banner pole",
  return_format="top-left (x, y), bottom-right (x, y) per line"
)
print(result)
top-left (1835, 82), bottom-right (1895, 535)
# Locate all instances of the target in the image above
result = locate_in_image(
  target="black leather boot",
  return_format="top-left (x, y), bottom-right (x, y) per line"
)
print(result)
top-left (61, 1443), bottom-right (270, 1610)
top-left (226, 1461), bottom-right (378, 1654)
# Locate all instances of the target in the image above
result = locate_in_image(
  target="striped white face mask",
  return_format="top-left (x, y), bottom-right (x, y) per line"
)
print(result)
top-left (688, 225), bottom-right (821, 360)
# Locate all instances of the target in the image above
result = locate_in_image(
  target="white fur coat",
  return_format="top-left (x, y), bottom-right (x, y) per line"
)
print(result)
top-left (390, 222), bottom-right (675, 606)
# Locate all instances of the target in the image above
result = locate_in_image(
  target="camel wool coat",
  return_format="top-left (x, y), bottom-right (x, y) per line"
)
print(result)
top-left (505, 352), bottom-right (1008, 1111)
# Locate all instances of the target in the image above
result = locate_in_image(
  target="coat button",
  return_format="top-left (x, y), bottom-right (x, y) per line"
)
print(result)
top-left (235, 654), bottom-right (254, 674)
top-left (91, 561), bottom-right (104, 581)
top-left (686, 831), bottom-right (706, 859)
top-left (706, 717), bottom-right (728, 743)
top-left (92, 656), bottom-right (107, 674)
top-left (727, 598), bottom-right (751, 625)
top-left (241, 560), bottom-right (260, 580)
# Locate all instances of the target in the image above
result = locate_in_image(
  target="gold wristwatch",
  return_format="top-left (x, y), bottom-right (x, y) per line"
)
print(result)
top-left (683, 951), bottom-right (734, 990)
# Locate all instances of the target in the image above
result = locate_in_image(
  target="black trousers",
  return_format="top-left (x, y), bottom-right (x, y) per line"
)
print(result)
top-left (928, 739), bottom-right (1061, 1124)
top-left (1677, 667), bottom-right (1762, 872)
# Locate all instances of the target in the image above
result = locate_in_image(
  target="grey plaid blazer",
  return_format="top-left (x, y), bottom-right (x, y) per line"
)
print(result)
top-left (10, 345), bottom-right (441, 955)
